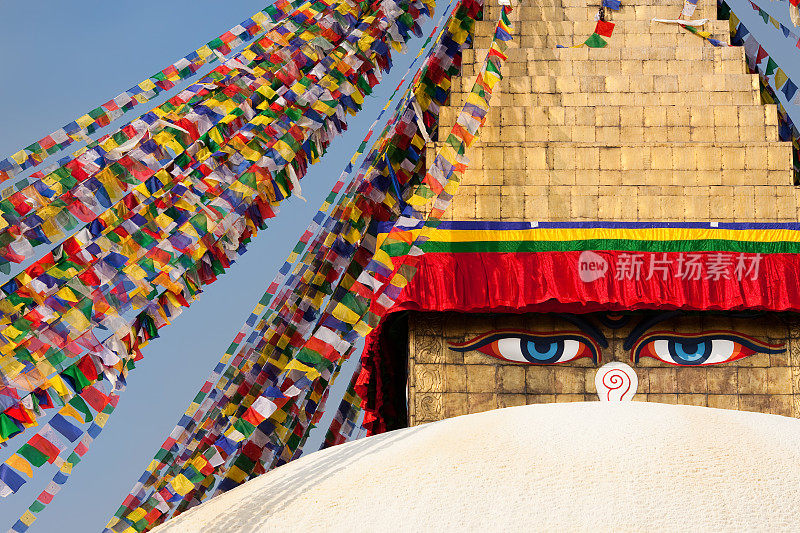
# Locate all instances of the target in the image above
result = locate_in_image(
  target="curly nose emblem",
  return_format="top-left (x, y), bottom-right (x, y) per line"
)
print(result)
top-left (595, 362), bottom-right (638, 401)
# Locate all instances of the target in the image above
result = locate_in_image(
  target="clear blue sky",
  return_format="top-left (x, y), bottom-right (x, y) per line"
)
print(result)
top-left (0, 0), bottom-right (798, 531)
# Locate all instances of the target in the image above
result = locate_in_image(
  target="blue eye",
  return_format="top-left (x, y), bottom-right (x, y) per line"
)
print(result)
top-left (523, 340), bottom-right (564, 363)
top-left (669, 340), bottom-right (711, 365)
top-left (449, 331), bottom-right (599, 365)
top-left (633, 331), bottom-right (786, 367)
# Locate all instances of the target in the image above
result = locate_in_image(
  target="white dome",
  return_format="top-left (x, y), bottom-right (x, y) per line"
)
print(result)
top-left (154, 402), bottom-right (800, 532)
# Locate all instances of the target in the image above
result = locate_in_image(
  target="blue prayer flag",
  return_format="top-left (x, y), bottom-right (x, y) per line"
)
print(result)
top-left (782, 78), bottom-right (798, 101)
top-left (0, 464), bottom-right (26, 493)
top-left (50, 414), bottom-right (83, 442)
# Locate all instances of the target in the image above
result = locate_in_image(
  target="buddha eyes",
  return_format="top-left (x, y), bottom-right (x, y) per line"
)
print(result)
top-left (632, 332), bottom-right (786, 367)
top-left (449, 331), bottom-right (599, 365)
top-left (450, 330), bottom-right (786, 367)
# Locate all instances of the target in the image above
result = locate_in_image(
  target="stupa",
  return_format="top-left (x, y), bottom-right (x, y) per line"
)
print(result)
top-left (135, 0), bottom-right (800, 530)
top-left (150, 402), bottom-right (800, 532)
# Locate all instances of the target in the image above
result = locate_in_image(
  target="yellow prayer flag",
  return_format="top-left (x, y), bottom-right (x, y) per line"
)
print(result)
top-left (10, 150), bottom-right (28, 165)
top-left (196, 45), bottom-right (213, 60)
top-left (6, 454), bottom-right (33, 477)
top-left (63, 308), bottom-right (91, 331)
top-left (273, 140), bottom-right (296, 162)
top-left (48, 375), bottom-right (72, 399)
top-left (354, 318), bottom-right (372, 338)
top-left (775, 69), bottom-right (788, 89)
top-left (96, 412), bottom-right (110, 427)
top-left (2, 325), bottom-right (22, 341)
top-left (170, 474), bottom-right (195, 496)
top-left (126, 507), bottom-right (147, 522)
top-left (75, 115), bottom-right (94, 129)
top-left (189, 456), bottom-right (207, 472)
top-left (251, 12), bottom-right (268, 25)
top-left (283, 358), bottom-right (319, 379)
top-left (226, 465), bottom-right (248, 483)
top-left (61, 403), bottom-right (86, 424)
top-left (19, 511), bottom-right (37, 526)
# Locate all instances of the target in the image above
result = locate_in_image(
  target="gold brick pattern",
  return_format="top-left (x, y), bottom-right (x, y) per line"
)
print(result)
top-left (406, 0), bottom-right (800, 425)
top-left (425, 1), bottom-right (795, 223)
top-left (408, 313), bottom-right (799, 425)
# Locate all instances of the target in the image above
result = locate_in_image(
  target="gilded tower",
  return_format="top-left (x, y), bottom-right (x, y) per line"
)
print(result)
top-left (403, 0), bottom-right (800, 425)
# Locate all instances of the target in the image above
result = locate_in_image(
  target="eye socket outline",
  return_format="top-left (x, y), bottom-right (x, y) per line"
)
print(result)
top-left (631, 330), bottom-right (786, 367)
top-left (449, 330), bottom-right (601, 365)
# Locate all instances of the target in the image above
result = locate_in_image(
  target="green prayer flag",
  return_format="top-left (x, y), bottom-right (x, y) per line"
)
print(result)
top-left (766, 57), bottom-right (778, 77)
top-left (584, 33), bottom-right (607, 48)
top-left (18, 443), bottom-right (49, 468)
top-left (0, 413), bottom-right (21, 439)
top-left (485, 59), bottom-right (502, 78)
top-left (232, 418), bottom-right (255, 437)
top-left (62, 366), bottom-right (91, 393)
top-left (69, 395), bottom-right (94, 423)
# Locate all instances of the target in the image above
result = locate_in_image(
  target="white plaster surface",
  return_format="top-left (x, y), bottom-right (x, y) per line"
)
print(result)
top-left (153, 402), bottom-right (800, 532)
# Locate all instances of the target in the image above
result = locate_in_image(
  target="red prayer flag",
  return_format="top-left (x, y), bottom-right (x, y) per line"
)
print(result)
top-left (242, 407), bottom-right (264, 427)
top-left (595, 20), bottom-right (615, 37)
top-left (74, 442), bottom-right (89, 456)
top-left (77, 356), bottom-right (99, 382)
top-left (4, 405), bottom-right (34, 424)
top-left (756, 45), bottom-right (768, 64)
top-left (79, 385), bottom-right (108, 412)
top-left (28, 434), bottom-right (60, 463)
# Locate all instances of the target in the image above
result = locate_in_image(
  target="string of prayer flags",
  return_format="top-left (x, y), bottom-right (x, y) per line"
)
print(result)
top-left (100, 3), bottom-right (458, 522)
top-left (107, 3), bottom-right (450, 524)
top-left (0, 0), bottom-right (308, 182)
top-left (679, 22), bottom-right (728, 46)
top-left (4, 0), bottom-right (432, 416)
top-left (212, 0), bottom-right (510, 503)
top-left (0, 0), bottom-right (345, 207)
top-left (650, 0), bottom-right (725, 45)
top-left (8, 393), bottom-right (120, 533)
top-left (735, 16), bottom-right (800, 105)
top-left (323, 372), bottom-right (365, 448)
top-left (730, 15), bottom-right (800, 183)
top-left (745, 0), bottom-right (800, 48)
top-left (0, 0), bottom-right (439, 515)
top-left (348, 2), bottom-right (514, 434)
top-left (0, 0), bottom-right (368, 272)
top-left (105, 0), bottom-right (492, 529)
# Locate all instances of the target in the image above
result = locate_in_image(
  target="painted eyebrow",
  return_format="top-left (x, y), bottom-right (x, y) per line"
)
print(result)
top-left (555, 314), bottom-right (609, 348)
top-left (622, 310), bottom-right (684, 351)
top-left (622, 310), bottom-right (773, 351)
